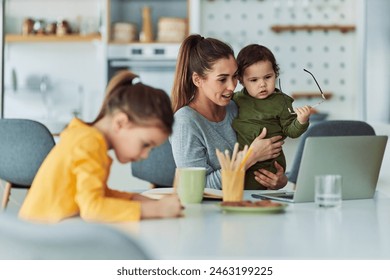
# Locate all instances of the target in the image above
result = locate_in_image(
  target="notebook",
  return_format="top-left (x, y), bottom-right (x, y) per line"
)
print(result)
top-left (252, 135), bottom-right (388, 203)
top-left (141, 187), bottom-right (223, 200)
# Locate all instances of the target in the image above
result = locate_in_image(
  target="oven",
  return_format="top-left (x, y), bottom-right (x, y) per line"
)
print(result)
top-left (107, 44), bottom-right (180, 96)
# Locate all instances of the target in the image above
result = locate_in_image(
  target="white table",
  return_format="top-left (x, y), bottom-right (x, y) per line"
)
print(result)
top-left (113, 191), bottom-right (390, 260)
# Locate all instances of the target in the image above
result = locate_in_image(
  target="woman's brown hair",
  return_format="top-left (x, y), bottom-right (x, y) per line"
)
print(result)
top-left (171, 34), bottom-right (235, 113)
top-left (91, 70), bottom-right (173, 134)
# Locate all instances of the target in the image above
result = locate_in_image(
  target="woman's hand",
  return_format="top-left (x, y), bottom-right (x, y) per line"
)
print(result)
top-left (245, 128), bottom-right (284, 170)
top-left (253, 161), bottom-right (288, 190)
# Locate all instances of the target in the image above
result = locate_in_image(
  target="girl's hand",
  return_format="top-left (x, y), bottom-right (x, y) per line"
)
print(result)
top-left (156, 194), bottom-right (183, 218)
top-left (132, 193), bottom-right (154, 201)
top-left (141, 194), bottom-right (183, 219)
top-left (245, 128), bottom-right (284, 169)
top-left (253, 161), bottom-right (287, 190)
top-left (294, 105), bottom-right (312, 124)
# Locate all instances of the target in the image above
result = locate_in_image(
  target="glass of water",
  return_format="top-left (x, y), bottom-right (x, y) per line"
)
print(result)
top-left (315, 175), bottom-right (342, 207)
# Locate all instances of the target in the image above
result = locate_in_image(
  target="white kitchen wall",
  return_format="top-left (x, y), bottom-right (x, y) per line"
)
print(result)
top-left (3, 0), bottom-right (106, 128)
top-left (190, 0), bottom-right (390, 124)
top-left (364, 0), bottom-right (390, 123)
top-left (5, 0), bottom-right (389, 127)
top-left (4, 43), bottom-right (106, 123)
top-left (196, 0), bottom-right (359, 120)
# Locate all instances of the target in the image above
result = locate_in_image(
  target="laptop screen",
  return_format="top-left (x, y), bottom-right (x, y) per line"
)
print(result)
top-left (253, 135), bottom-right (388, 203)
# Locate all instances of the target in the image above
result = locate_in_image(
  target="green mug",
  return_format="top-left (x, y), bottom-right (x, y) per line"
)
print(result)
top-left (175, 167), bottom-right (206, 204)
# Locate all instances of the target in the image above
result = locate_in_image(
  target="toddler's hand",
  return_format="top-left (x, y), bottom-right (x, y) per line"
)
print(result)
top-left (294, 105), bottom-right (312, 124)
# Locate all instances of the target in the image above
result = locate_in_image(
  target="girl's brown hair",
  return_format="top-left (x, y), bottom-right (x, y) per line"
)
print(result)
top-left (171, 34), bottom-right (235, 113)
top-left (236, 44), bottom-right (280, 82)
top-left (91, 70), bottom-right (173, 134)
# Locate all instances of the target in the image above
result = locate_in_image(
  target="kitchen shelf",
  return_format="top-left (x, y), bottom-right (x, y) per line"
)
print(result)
top-left (291, 92), bottom-right (333, 99)
top-left (271, 25), bottom-right (356, 33)
top-left (5, 34), bottom-right (102, 43)
top-left (108, 40), bottom-right (182, 45)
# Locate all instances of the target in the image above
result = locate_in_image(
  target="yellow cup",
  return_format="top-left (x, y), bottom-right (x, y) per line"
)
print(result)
top-left (221, 169), bottom-right (245, 202)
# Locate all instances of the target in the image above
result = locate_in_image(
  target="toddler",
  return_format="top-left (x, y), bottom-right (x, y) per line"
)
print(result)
top-left (232, 44), bottom-right (312, 190)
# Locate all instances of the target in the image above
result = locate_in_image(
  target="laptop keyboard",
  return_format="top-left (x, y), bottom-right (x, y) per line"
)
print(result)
top-left (252, 192), bottom-right (295, 200)
top-left (273, 193), bottom-right (294, 199)
top-left (266, 192), bottom-right (294, 199)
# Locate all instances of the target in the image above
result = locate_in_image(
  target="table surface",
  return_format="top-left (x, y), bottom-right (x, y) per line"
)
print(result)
top-left (113, 191), bottom-right (390, 260)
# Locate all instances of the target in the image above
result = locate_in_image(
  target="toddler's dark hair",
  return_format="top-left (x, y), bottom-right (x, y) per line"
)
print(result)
top-left (236, 44), bottom-right (280, 81)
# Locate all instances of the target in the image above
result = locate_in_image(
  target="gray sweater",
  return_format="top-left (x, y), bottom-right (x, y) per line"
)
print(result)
top-left (170, 101), bottom-right (238, 189)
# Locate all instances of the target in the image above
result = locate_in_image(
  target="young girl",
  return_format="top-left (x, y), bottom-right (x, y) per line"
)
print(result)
top-left (232, 44), bottom-right (312, 189)
top-left (19, 70), bottom-right (182, 223)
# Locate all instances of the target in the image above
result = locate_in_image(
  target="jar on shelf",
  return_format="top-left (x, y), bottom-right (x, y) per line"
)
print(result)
top-left (56, 20), bottom-right (71, 36)
top-left (140, 6), bottom-right (153, 43)
top-left (157, 17), bottom-right (187, 42)
top-left (112, 22), bottom-right (137, 42)
top-left (33, 19), bottom-right (46, 35)
top-left (45, 22), bottom-right (57, 35)
top-left (22, 18), bottom-right (34, 35)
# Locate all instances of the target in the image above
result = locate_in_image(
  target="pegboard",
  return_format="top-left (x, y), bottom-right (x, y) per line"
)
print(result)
top-left (199, 0), bottom-right (358, 120)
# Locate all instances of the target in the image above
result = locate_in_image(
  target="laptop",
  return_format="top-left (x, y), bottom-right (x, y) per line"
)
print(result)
top-left (252, 135), bottom-right (388, 203)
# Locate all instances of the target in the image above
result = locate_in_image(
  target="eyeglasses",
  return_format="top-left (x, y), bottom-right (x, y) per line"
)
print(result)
top-left (280, 69), bottom-right (326, 115)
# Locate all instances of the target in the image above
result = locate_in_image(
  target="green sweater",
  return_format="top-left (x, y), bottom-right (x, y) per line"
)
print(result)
top-left (232, 88), bottom-right (309, 190)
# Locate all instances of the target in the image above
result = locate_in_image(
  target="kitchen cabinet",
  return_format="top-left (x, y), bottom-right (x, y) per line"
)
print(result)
top-left (105, 0), bottom-right (189, 96)
top-left (106, 0), bottom-right (189, 44)
top-left (1, 0), bottom-right (190, 126)
top-left (4, 0), bottom-right (103, 43)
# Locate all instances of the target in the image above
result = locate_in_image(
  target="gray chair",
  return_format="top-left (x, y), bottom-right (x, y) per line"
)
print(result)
top-left (0, 213), bottom-right (151, 260)
top-left (287, 120), bottom-right (376, 184)
top-left (131, 140), bottom-right (176, 188)
top-left (0, 119), bottom-right (56, 209)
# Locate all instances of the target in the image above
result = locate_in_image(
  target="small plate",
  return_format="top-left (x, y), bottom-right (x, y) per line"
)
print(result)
top-left (218, 203), bottom-right (287, 214)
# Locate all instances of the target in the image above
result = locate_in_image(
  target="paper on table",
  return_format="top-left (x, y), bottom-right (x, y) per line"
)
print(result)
top-left (141, 187), bottom-right (222, 200)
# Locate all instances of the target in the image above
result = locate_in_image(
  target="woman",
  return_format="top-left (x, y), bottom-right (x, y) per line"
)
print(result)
top-left (170, 34), bottom-right (287, 190)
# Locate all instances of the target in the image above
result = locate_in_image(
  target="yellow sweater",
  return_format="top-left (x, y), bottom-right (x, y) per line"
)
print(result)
top-left (19, 118), bottom-right (141, 223)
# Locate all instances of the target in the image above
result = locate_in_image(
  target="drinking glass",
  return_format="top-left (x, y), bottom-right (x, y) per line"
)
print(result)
top-left (315, 174), bottom-right (342, 207)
